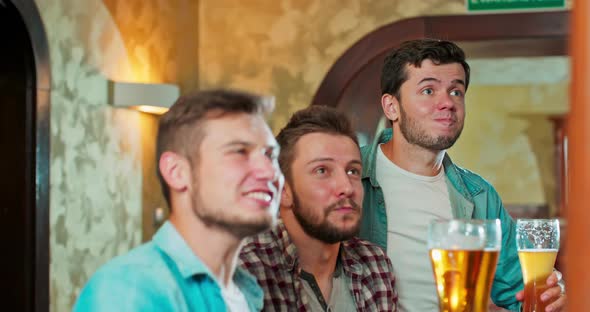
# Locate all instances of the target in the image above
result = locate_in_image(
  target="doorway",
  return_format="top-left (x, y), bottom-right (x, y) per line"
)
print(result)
top-left (0, 0), bottom-right (50, 311)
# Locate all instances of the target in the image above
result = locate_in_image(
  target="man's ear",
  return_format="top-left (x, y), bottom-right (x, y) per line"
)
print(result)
top-left (280, 182), bottom-right (294, 210)
top-left (159, 151), bottom-right (190, 193)
top-left (381, 93), bottom-right (400, 123)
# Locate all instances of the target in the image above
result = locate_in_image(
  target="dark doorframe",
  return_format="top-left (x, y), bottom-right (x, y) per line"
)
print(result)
top-left (1, 0), bottom-right (50, 311)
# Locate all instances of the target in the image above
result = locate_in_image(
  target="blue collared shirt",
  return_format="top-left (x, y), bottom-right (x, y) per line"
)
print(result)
top-left (73, 221), bottom-right (263, 311)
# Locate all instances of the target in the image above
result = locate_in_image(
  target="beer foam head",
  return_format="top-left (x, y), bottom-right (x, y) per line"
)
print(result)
top-left (516, 219), bottom-right (560, 250)
top-left (428, 219), bottom-right (486, 250)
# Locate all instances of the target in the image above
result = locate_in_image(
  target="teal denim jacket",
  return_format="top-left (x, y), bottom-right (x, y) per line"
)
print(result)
top-left (360, 128), bottom-right (523, 311)
top-left (74, 221), bottom-right (263, 312)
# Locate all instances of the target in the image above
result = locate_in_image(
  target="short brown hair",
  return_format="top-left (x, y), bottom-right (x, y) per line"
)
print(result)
top-left (276, 105), bottom-right (358, 184)
top-left (156, 89), bottom-right (269, 206)
top-left (381, 38), bottom-right (470, 98)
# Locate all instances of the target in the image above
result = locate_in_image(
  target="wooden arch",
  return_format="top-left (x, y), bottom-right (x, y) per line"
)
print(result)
top-left (313, 11), bottom-right (569, 106)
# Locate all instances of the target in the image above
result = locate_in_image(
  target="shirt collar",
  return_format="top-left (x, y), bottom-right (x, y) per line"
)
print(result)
top-left (153, 221), bottom-right (264, 310)
top-left (362, 128), bottom-right (392, 187)
top-left (152, 221), bottom-right (213, 279)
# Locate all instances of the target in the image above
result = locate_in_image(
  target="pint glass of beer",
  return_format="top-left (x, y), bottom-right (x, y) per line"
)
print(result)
top-left (428, 220), bottom-right (486, 312)
top-left (516, 219), bottom-right (560, 312)
top-left (473, 219), bottom-right (502, 312)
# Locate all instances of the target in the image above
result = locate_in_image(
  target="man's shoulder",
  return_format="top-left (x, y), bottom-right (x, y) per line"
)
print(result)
top-left (86, 242), bottom-right (172, 285)
top-left (341, 238), bottom-right (396, 291)
top-left (74, 243), bottom-right (180, 311)
top-left (240, 228), bottom-right (282, 268)
top-left (447, 161), bottom-right (498, 194)
top-left (103, 241), bottom-right (165, 268)
top-left (342, 237), bottom-right (389, 262)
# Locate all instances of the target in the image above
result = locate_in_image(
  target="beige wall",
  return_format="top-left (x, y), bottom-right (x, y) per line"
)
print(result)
top-left (450, 83), bottom-right (568, 214)
top-left (198, 0), bottom-right (467, 131)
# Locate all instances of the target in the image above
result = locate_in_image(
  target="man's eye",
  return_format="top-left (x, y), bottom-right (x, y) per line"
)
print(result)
top-left (347, 168), bottom-right (361, 176)
top-left (315, 167), bottom-right (327, 175)
top-left (421, 88), bottom-right (434, 95)
top-left (233, 148), bottom-right (248, 155)
top-left (450, 90), bottom-right (463, 97)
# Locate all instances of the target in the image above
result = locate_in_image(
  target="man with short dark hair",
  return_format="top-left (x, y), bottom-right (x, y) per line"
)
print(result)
top-left (74, 89), bottom-right (283, 311)
top-left (360, 38), bottom-right (566, 311)
top-left (240, 105), bottom-right (397, 311)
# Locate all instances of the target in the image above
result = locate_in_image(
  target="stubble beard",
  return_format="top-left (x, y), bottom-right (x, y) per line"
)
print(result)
top-left (190, 181), bottom-right (273, 239)
top-left (398, 102), bottom-right (463, 151)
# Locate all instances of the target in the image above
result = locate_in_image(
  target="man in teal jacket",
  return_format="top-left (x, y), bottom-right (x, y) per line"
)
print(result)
top-left (359, 39), bottom-right (566, 311)
top-left (74, 90), bottom-right (283, 311)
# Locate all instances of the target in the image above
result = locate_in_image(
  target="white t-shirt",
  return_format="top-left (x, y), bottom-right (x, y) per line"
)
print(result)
top-left (376, 144), bottom-right (453, 312)
top-left (220, 279), bottom-right (249, 312)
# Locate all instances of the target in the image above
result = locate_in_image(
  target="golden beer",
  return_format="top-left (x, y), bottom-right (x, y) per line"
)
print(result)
top-left (430, 248), bottom-right (484, 312)
top-left (518, 249), bottom-right (558, 312)
top-left (473, 249), bottom-right (500, 312)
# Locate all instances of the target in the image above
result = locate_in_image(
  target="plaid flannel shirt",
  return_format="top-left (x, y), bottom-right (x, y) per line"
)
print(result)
top-left (239, 220), bottom-right (397, 311)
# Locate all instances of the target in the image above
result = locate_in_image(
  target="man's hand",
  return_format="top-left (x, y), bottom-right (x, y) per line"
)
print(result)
top-left (515, 271), bottom-right (566, 312)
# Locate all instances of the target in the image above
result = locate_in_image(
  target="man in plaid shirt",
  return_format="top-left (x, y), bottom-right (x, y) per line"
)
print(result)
top-left (240, 106), bottom-right (397, 311)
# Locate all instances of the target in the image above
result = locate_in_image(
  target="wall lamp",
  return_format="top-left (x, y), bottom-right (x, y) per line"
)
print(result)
top-left (108, 80), bottom-right (180, 115)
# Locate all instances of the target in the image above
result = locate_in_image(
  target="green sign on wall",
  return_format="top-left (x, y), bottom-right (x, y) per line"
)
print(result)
top-left (467, 0), bottom-right (565, 11)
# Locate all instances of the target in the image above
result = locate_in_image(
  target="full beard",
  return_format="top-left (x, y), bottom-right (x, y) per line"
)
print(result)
top-left (292, 197), bottom-right (361, 244)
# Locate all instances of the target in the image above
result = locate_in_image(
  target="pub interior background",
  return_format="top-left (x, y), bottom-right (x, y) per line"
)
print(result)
top-left (3, 0), bottom-right (586, 311)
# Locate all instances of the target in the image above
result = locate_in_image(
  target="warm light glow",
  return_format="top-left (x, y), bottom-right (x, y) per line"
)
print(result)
top-left (131, 105), bottom-right (169, 115)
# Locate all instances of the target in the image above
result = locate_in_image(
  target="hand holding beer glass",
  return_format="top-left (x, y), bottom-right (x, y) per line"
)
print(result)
top-left (428, 220), bottom-right (486, 312)
top-left (516, 219), bottom-right (560, 312)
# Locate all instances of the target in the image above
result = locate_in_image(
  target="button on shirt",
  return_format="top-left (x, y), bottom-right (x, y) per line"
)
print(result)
top-left (74, 221), bottom-right (263, 312)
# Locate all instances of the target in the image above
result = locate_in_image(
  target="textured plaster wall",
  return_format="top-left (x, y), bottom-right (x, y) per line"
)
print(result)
top-left (35, 0), bottom-right (142, 310)
top-left (101, 0), bottom-right (199, 241)
top-left (35, 0), bottom-right (198, 310)
top-left (198, 0), bottom-right (467, 132)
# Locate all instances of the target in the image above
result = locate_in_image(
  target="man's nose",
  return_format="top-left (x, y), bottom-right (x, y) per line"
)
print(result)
top-left (335, 171), bottom-right (354, 198)
top-left (252, 152), bottom-right (281, 182)
top-left (437, 93), bottom-right (457, 110)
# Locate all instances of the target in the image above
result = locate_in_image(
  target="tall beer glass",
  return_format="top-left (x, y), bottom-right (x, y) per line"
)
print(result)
top-left (428, 220), bottom-right (486, 312)
top-left (516, 219), bottom-right (560, 312)
top-left (473, 219), bottom-right (502, 312)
